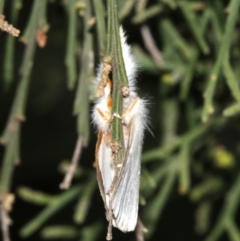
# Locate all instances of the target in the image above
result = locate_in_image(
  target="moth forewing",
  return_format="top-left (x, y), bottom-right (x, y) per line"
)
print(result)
top-left (95, 131), bottom-right (107, 205)
top-left (111, 97), bottom-right (145, 231)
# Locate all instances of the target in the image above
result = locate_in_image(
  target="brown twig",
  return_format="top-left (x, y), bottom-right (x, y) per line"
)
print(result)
top-left (59, 135), bottom-right (84, 189)
top-left (140, 24), bottom-right (164, 69)
top-left (0, 207), bottom-right (12, 241)
top-left (95, 56), bottom-right (112, 97)
top-left (135, 217), bottom-right (148, 241)
top-left (0, 14), bottom-right (20, 37)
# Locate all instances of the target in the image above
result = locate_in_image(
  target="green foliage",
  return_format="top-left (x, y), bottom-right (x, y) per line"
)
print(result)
top-left (1, 0), bottom-right (240, 241)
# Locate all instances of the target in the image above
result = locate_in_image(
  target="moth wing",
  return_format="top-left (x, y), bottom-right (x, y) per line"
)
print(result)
top-left (96, 131), bottom-right (114, 207)
top-left (112, 109), bottom-right (145, 232)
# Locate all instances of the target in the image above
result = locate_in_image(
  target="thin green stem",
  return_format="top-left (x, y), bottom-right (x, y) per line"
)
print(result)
top-left (144, 165), bottom-right (177, 237)
top-left (180, 48), bottom-right (199, 101)
top-left (119, 0), bottom-right (136, 20)
top-left (226, 219), bottom-right (240, 241)
top-left (20, 185), bottom-right (82, 238)
top-left (142, 118), bottom-right (224, 162)
top-left (0, 129), bottom-right (19, 193)
top-left (3, 0), bottom-right (22, 89)
top-left (41, 226), bottom-right (78, 239)
top-left (178, 143), bottom-right (190, 194)
top-left (0, 0), bottom-right (47, 195)
top-left (179, 0), bottom-right (209, 54)
top-left (201, 0), bottom-right (240, 122)
top-left (106, 0), bottom-right (114, 56)
top-left (223, 59), bottom-right (240, 103)
top-left (161, 19), bottom-right (192, 60)
top-left (106, 0), bottom-right (130, 162)
top-left (205, 172), bottom-right (240, 241)
top-left (132, 4), bottom-right (162, 24)
top-left (223, 103), bottom-right (240, 117)
top-left (17, 186), bottom-right (55, 205)
top-left (0, 0), bottom-right (4, 13)
top-left (65, 0), bottom-right (77, 90)
top-left (73, 1), bottom-right (92, 146)
top-left (92, 0), bottom-right (106, 55)
top-left (74, 175), bottom-right (96, 224)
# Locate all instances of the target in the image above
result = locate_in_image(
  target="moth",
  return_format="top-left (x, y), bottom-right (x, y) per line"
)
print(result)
top-left (92, 28), bottom-right (147, 240)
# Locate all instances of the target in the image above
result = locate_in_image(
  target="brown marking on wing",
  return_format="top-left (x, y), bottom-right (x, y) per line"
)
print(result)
top-left (96, 108), bottom-right (111, 121)
top-left (103, 132), bottom-right (111, 144)
top-left (107, 97), bottom-right (112, 109)
top-left (107, 78), bottom-right (112, 90)
top-left (107, 79), bottom-right (113, 109)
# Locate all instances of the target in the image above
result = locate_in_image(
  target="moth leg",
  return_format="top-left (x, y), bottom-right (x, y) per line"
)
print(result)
top-left (112, 112), bottom-right (122, 119)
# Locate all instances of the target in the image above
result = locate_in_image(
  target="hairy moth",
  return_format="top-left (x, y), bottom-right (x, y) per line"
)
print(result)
top-left (92, 28), bottom-right (147, 240)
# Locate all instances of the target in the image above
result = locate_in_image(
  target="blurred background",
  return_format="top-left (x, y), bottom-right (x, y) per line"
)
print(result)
top-left (1, 0), bottom-right (240, 241)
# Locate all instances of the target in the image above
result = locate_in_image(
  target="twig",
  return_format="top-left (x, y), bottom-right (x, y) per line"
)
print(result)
top-left (0, 14), bottom-right (20, 37)
top-left (205, 171), bottom-right (240, 241)
top-left (201, 0), bottom-right (240, 122)
top-left (135, 217), bottom-right (148, 241)
top-left (0, 0), bottom-right (5, 14)
top-left (20, 185), bottom-right (82, 238)
top-left (178, 1), bottom-right (209, 54)
top-left (0, 207), bottom-right (12, 241)
top-left (132, 4), bottom-right (162, 24)
top-left (73, 1), bottom-right (93, 147)
top-left (142, 118), bottom-right (224, 162)
top-left (59, 135), bottom-right (84, 190)
top-left (95, 56), bottom-right (112, 97)
top-left (140, 25), bottom-right (164, 69)
top-left (92, 0), bottom-right (106, 55)
top-left (119, 0), bottom-right (136, 20)
top-left (3, 0), bottom-right (22, 88)
top-left (65, 0), bottom-right (77, 90)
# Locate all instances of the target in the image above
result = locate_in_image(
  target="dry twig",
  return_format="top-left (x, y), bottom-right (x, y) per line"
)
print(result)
top-left (95, 56), bottom-right (112, 97)
top-left (0, 14), bottom-right (20, 37)
top-left (140, 25), bottom-right (164, 69)
top-left (0, 207), bottom-right (12, 241)
top-left (135, 217), bottom-right (148, 241)
top-left (59, 135), bottom-right (84, 189)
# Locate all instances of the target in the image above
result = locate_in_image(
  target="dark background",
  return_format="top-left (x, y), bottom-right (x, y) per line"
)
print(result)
top-left (0, 1), bottom-right (235, 241)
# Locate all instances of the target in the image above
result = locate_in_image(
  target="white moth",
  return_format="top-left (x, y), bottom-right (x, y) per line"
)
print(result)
top-left (92, 28), bottom-right (147, 240)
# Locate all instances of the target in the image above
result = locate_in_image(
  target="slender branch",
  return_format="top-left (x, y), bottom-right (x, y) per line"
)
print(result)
top-left (205, 171), bottom-right (240, 241)
top-left (180, 48), bottom-right (199, 101)
top-left (20, 185), bottom-right (82, 238)
top-left (140, 25), bottom-right (164, 69)
top-left (179, 1), bottom-right (209, 54)
top-left (65, 0), bottom-right (77, 90)
top-left (109, 0), bottom-right (129, 160)
top-left (59, 135), bottom-right (84, 189)
top-left (74, 175), bottom-right (96, 224)
top-left (0, 14), bottom-right (20, 37)
top-left (132, 4), bottom-right (162, 24)
top-left (0, 0), bottom-right (4, 14)
top-left (3, 0), bottom-right (22, 89)
top-left (92, 0), bottom-right (106, 55)
top-left (135, 218), bottom-right (148, 241)
top-left (0, 207), bottom-right (12, 241)
top-left (142, 118), bottom-right (224, 162)
top-left (201, 0), bottom-right (240, 122)
top-left (119, 0), bottom-right (136, 20)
